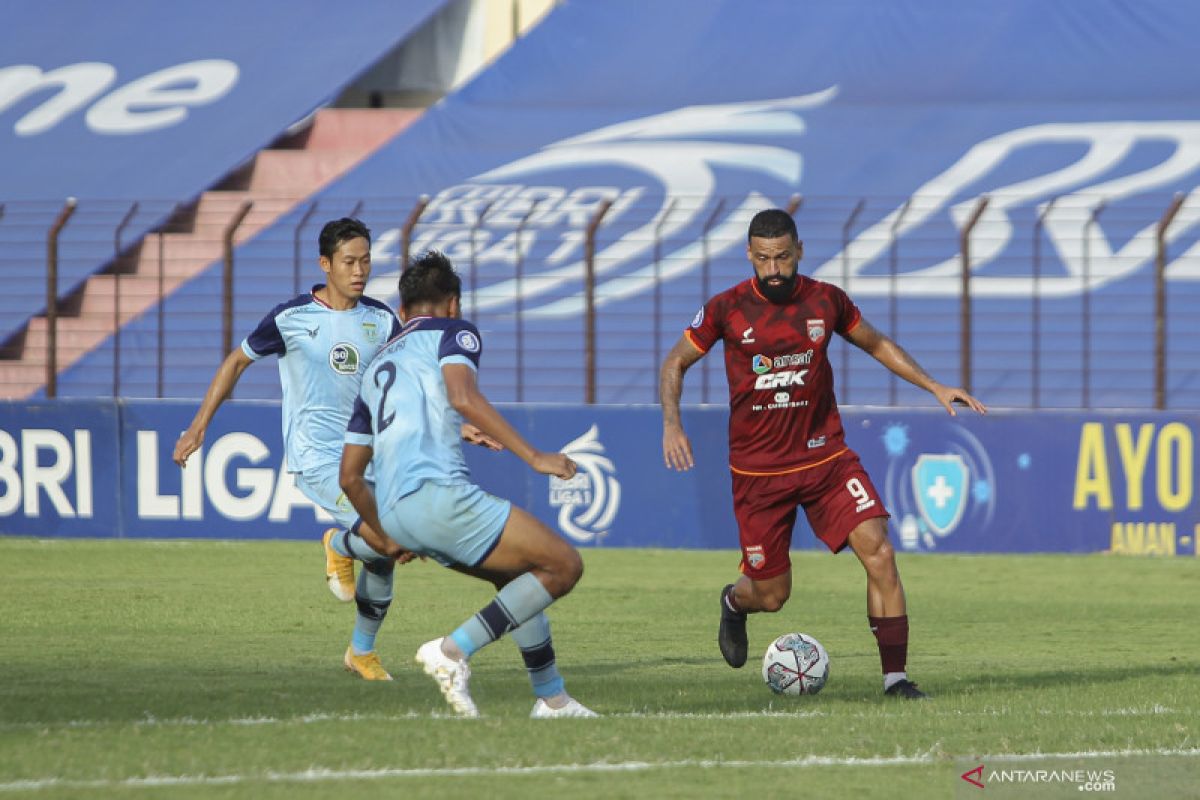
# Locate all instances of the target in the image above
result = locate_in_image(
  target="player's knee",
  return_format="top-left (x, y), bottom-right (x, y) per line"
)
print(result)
top-left (544, 547), bottom-right (583, 597)
top-left (559, 547), bottom-right (585, 591)
top-left (759, 589), bottom-right (789, 612)
top-left (871, 539), bottom-right (898, 570)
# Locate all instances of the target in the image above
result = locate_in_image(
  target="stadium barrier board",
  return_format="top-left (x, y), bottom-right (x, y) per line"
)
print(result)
top-left (0, 400), bottom-right (1195, 556)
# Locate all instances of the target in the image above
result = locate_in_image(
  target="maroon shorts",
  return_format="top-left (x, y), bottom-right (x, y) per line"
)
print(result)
top-left (730, 450), bottom-right (889, 580)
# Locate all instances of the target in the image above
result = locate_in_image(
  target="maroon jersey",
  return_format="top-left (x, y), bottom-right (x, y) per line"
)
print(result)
top-left (684, 275), bottom-right (861, 475)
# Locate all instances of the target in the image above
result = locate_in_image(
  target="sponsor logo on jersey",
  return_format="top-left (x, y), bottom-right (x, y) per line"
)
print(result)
top-left (808, 436), bottom-right (826, 449)
top-left (754, 369), bottom-right (808, 390)
top-left (773, 392), bottom-right (790, 404)
top-left (773, 350), bottom-right (814, 367)
top-left (690, 307), bottom-right (705, 328)
top-left (455, 330), bottom-right (481, 353)
top-left (807, 319), bottom-right (826, 343)
top-left (741, 327), bottom-right (755, 343)
top-left (329, 342), bottom-right (360, 375)
top-left (751, 354), bottom-right (773, 374)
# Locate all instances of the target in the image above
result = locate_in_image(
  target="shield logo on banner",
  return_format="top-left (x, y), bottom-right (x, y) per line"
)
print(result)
top-left (911, 454), bottom-right (968, 537)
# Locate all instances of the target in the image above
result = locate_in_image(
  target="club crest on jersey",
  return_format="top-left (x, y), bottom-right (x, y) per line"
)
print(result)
top-left (807, 318), bottom-right (826, 343)
top-left (690, 307), bottom-right (704, 328)
top-left (329, 342), bottom-right (360, 375)
top-left (362, 321), bottom-right (378, 343)
top-left (751, 354), bottom-right (773, 374)
top-left (456, 330), bottom-right (481, 353)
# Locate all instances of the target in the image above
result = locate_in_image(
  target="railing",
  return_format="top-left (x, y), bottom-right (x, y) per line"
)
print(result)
top-left (4, 192), bottom-right (1196, 408)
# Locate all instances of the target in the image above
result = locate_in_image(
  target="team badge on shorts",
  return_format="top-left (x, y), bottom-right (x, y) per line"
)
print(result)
top-left (807, 318), bottom-right (826, 343)
top-left (745, 544), bottom-right (766, 569)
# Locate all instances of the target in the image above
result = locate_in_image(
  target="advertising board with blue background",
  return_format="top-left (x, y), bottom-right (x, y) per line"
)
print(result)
top-left (1, 400), bottom-right (1194, 557)
top-left (0, 0), bottom-right (446, 347)
top-left (36, 0), bottom-right (1200, 408)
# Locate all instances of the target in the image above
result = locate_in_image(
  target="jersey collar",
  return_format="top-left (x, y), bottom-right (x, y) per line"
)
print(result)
top-left (749, 274), bottom-right (807, 303)
top-left (310, 283), bottom-right (361, 311)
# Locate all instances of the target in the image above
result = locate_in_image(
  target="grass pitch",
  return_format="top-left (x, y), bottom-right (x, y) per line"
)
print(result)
top-left (0, 538), bottom-right (1196, 799)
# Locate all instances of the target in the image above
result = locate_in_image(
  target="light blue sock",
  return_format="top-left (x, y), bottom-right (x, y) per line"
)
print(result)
top-left (350, 559), bottom-right (394, 655)
top-left (449, 573), bottom-right (554, 659)
top-left (510, 612), bottom-right (565, 699)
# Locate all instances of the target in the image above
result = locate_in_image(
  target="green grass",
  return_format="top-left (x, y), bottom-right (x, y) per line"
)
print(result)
top-left (0, 538), bottom-right (1196, 799)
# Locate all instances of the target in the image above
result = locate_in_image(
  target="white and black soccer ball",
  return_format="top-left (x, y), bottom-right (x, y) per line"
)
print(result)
top-left (762, 632), bottom-right (830, 696)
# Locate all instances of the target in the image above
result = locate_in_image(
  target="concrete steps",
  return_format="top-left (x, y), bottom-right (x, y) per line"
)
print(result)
top-left (1, 107), bottom-right (422, 399)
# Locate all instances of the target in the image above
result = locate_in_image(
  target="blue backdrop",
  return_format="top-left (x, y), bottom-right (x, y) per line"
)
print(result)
top-left (1, 400), bottom-right (1194, 557)
top-left (53, 0), bottom-right (1200, 407)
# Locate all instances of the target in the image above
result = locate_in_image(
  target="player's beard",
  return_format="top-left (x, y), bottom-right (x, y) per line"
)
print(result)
top-left (756, 273), bottom-right (797, 304)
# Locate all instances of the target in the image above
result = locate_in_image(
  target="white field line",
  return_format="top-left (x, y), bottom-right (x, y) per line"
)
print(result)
top-left (0, 704), bottom-right (1184, 732)
top-left (2, 748), bottom-right (1199, 793)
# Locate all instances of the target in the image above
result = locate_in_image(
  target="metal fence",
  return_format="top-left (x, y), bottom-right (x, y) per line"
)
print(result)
top-left (5, 191), bottom-right (1197, 408)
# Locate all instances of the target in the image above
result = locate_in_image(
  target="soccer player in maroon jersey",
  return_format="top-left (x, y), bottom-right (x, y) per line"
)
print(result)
top-left (659, 208), bottom-right (987, 699)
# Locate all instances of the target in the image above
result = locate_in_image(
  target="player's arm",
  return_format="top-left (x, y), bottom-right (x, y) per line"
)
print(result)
top-left (338, 442), bottom-right (413, 561)
top-left (172, 348), bottom-right (254, 466)
top-left (659, 334), bottom-right (706, 471)
top-left (845, 317), bottom-right (987, 416)
top-left (442, 363), bottom-right (575, 479)
top-left (461, 423), bottom-right (503, 451)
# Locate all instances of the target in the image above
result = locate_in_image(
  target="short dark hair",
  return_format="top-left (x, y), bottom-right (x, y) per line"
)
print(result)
top-left (318, 218), bottom-right (371, 259)
top-left (400, 251), bottom-right (462, 308)
top-left (747, 209), bottom-right (798, 242)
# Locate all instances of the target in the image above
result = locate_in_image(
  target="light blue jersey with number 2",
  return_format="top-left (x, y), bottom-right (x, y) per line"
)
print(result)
top-left (345, 316), bottom-right (483, 516)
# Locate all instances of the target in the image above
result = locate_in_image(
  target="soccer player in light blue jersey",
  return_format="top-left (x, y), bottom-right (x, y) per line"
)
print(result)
top-left (173, 218), bottom-right (490, 681)
top-left (340, 252), bottom-right (597, 718)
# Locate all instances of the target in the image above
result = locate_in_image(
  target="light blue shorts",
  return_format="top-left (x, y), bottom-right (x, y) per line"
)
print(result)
top-left (379, 480), bottom-right (512, 567)
top-left (294, 465), bottom-right (365, 530)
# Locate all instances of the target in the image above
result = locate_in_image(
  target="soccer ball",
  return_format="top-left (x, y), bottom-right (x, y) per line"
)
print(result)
top-left (762, 632), bottom-right (830, 695)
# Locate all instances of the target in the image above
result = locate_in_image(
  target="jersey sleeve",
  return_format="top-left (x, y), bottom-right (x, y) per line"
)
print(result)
top-left (438, 320), bottom-right (482, 370)
top-left (242, 306), bottom-right (286, 359)
top-left (683, 295), bottom-right (724, 353)
top-left (344, 396), bottom-right (374, 447)
top-left (831, 283), bottom-right (863, 336)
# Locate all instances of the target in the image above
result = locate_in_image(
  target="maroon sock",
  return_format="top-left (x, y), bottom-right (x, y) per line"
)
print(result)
top-left (868, 615), bottom-right (909, 674)
top-left (723, 585), bottom-right (743, 615)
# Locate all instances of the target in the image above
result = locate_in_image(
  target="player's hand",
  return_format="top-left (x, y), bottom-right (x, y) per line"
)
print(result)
top-left (460, 423), bottom-right (503, 451)
top-left (531, 451), bottom-right (577, 480)
top-left (392, 547), bottom-right (425, 565)
top-left (932, 384), bottom-right (988, 416)
top-left (172, 426), bottom-right (204, 467)
top-left (663, 425), bottom-right (694, 471)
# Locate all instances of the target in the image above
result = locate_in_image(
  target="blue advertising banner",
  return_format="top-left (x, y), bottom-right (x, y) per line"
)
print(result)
top-left (0, 0), bottom-right (448, 347)
top-left (52, 0), bottom-right (1200, 407)
top-left (0, 400), bottom-right (1196, 557)
top-left (0, 400), bottom-right (118, 537)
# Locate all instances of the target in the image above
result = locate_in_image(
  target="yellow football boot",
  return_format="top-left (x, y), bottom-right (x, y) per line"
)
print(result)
top-left (322, 528), bottom-right (355, 603)
top-left (343, 647), bottom-right (393, 681)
